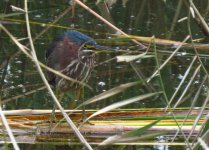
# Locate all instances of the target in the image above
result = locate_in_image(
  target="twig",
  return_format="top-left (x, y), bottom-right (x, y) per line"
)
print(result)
top-left (198, 138), bottom-right (209, 149)
top-left (166, 56), bottom-right (197, 109)
top-left (0, 106), bottom-right (20, 150)
top-left (188, 0), bottom-right (209, 35)
top-left (1, 86), bottom-right (46, 104)
top-left (184, 0), bottom-right (209, 37)
top-left (147, 35), bottom-right (190, 82)
top-left (0, 24), bottom-right (91, 90)
top-left (0, 7), bottom-right (71, 70)
top-left (30, 6), bottom-right (71, 45)
top-left (74, 0), bottom-right (146, 49)
top-left (168, 0), bottom-right (183, 39)
top-left (23, 1), bottom-right (93, 150)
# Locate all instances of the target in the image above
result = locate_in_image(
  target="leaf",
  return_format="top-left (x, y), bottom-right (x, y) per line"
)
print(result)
top-left (125, 120), bottom-right (161, 137)
top-left (99, 119), bottom-right (164, 146)
top-left (10, 5), bottom-right (25, 13)
top-left (76, 81), bottom-right (141, 109)
top-left (84, 92), bottom-right (161, 123)
top-left (117, 54), bottom-right (154, 62)
top-left (0, 13), bottom-right (24, 18)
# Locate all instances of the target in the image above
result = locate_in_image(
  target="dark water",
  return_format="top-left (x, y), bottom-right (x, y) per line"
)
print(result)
top-left (0, 0), bottom-right (209, 149)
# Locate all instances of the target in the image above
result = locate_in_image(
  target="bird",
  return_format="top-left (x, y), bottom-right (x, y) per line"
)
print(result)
top-left (45, 30), bottom-right (116, 120)
top-left (46, 30), bottom-right (114, 93)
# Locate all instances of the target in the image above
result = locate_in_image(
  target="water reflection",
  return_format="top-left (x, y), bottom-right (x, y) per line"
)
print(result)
top-left (0, 0), bottom-right (209, 149)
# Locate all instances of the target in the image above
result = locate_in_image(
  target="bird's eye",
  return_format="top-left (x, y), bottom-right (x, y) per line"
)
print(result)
top-left (83, 44), bottom-right (95, 49)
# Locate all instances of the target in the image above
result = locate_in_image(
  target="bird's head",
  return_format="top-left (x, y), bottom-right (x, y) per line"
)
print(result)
top-left (65, 30), bottom-right (96, 46)
top-left (46, 30), bottom-right (117, 59)
top-left (65, 30), bottom-right (117, 57)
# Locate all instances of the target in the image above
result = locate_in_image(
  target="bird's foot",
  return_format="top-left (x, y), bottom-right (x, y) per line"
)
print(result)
top-left (48, 112), bottom-right (59, 133)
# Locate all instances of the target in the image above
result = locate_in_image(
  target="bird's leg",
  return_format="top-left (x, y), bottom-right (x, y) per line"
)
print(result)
top-left (75, 88), bottom-right (86, 122)
top-left (79, 88), bottom-right (93, 126)
top-left (80, 88), bottom-right (87, 122)
top-left (48, 90), bottom-right (64, 132)
top-left (82, 94), bottom-right (86, 122)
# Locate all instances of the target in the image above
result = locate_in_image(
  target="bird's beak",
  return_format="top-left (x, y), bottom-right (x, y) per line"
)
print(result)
top-left (81, 44), bottom-right (118, 54)
top-left (93, 44), bottom-right (118, 52)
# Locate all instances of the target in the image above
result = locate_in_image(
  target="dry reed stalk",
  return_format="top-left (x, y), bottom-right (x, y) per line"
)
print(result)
top-left (74, 0), bottom-right (146, 49)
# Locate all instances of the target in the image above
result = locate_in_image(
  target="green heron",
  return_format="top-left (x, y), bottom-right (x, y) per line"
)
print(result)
top-left (46, 30), bottom-right (115, 117)
top-left (46, 30), bottom-right (115, 92)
